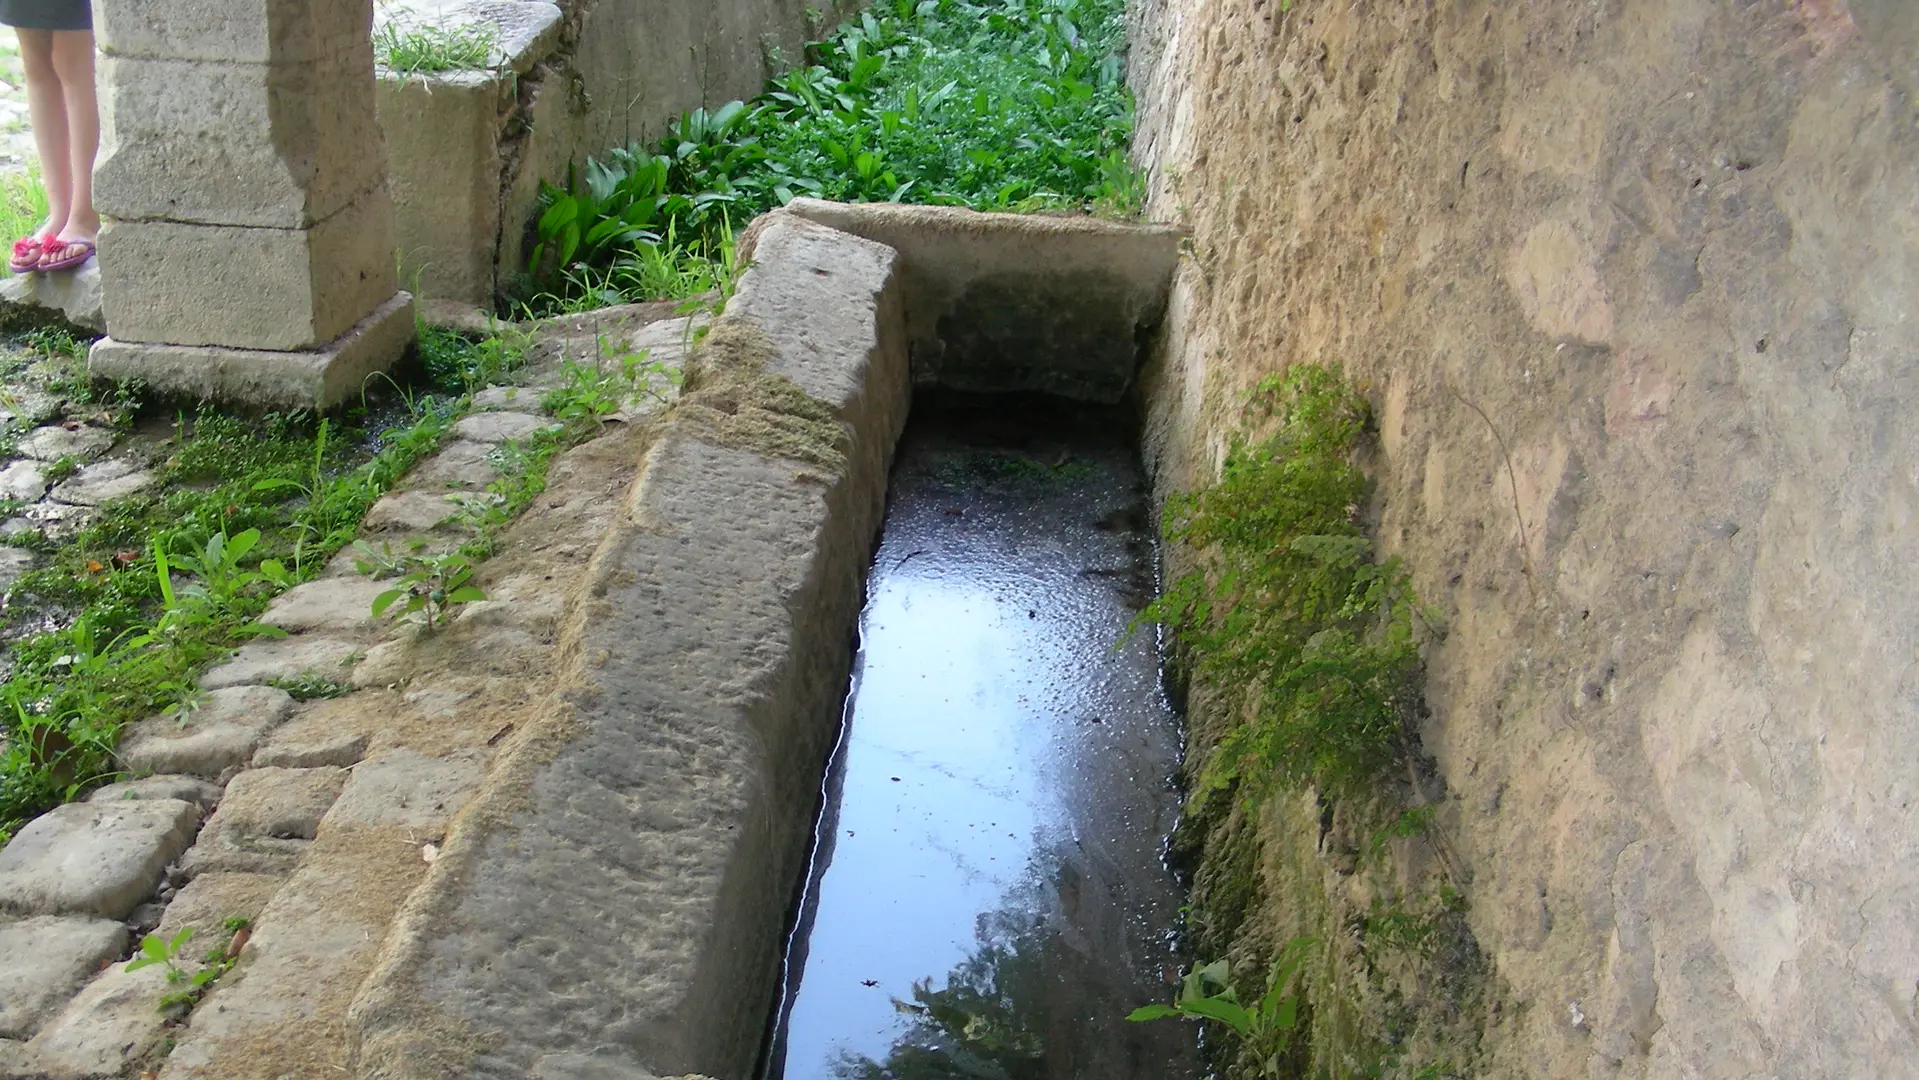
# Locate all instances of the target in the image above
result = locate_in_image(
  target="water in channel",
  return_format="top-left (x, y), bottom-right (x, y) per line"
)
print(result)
top-left (764, 393), bottom-right (1201, 1080)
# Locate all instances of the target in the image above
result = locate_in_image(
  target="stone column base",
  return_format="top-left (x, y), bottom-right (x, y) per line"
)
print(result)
top-left (88, 292), bottom-right (415, 409)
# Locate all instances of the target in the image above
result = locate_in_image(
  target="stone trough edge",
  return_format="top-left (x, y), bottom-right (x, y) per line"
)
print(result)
top-left (345, 212), bottom-right (911, 1079)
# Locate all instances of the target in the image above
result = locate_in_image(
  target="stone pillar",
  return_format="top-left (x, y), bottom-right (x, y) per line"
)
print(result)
top-left (85, 0), bottom-right (414, 408)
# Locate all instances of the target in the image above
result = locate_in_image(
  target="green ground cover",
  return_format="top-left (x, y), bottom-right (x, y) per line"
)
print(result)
top-left (0, 328), bottom-right (512, 842)
top-left (517, 0), bottom-right (1138, 312)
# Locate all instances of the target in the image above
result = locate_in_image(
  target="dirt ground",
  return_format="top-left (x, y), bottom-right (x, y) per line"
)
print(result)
top-left (1129, 0), bottom-right (1919, 1075)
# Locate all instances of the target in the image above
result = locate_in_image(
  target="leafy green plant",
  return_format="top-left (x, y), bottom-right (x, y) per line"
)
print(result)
top-left (1091, 147), bottom-right (1146, 219)
top-left (518, 0), bottom-right (1135, 312)
top-left (369, 551), bottom-right (485, 631)
top-left (1142, 364), bottom-right (1431, 801)
top-left (526, 148), bottom-right (675, 283)
top-left (21, 325), bottom-right (88, 362)
top-left (125, 917), bottom-right (251, 1012)
top-left (165, 528), bottom-right (294, 609)
top-left (1129, 937), bottom-right (1317, 1077)
top-left (265, 674), bottom-right (355, 701)
top-left (416, 321), bottom-right (532, 394)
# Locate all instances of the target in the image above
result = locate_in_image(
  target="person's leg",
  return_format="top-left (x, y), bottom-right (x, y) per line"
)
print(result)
top-left (41, 28), bottom-right (94, 265)
top-left (16, 28), bottom-right (68, 243)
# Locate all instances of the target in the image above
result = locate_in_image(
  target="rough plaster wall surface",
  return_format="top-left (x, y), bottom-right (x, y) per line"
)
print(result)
top-left (1130, 0), bottom-right (1919, 1075)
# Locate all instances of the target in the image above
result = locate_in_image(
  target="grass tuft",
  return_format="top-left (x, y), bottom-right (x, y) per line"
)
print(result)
top-left (374, 15), bottom-right (498, 77)
top-left (0, 169), bottom-right (49, 277)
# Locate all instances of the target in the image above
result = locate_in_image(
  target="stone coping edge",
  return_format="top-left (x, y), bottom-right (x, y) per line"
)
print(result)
top-left (346, 214), bottom-right (910, 1078)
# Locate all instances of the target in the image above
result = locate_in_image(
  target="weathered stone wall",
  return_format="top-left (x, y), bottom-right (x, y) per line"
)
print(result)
top-left (1130, 0), bottom-right (1919, 1075)
top-left (381, 0), bottom-right (850, 306)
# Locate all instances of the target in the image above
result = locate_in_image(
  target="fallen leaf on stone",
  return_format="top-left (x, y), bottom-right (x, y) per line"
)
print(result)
top-left (422, 843), bottom-right (440, 864)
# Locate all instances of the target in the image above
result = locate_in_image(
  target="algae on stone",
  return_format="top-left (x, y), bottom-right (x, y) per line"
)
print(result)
top-left (670, 318), bottom-right (849, 473)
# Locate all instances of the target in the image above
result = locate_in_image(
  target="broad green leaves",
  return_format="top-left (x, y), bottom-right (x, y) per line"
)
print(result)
top-left (368, 552), bottom-right (485, 632)
top-left (1128, 940), bottom-right (1316, 1076)
top-left (521, 0), bottom-right (1141, 312)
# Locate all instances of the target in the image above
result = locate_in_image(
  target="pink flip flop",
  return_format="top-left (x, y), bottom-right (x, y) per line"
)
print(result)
top-left (37, 238), bottom-right (93, 273)
top-left (8, 236), bottom-right (41, 274)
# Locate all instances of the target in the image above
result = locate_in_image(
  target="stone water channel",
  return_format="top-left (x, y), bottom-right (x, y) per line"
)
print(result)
top-left (0, 203), bottom-right (1187, 1078)
top-left (765, 394), bottom-right (1200, 1079)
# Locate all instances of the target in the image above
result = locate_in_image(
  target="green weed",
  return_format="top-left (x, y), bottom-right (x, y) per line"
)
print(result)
top-left (0, 400), bottom-right (459, 839)
top-left (416, 320), bottom-right (532, 395)
top-left (541, 341), bottom-right (678, 431)
top-left (369, 550), bottom-right (485, 632)
top-left (454, 429), bottom-right (570, 562)
top-left (1142, 365), bottom-right (1432, 801)
top-left (1129, 937), bottom-right (1318, 1078)
top-left (0, 168), bottom-right (46, 278)
top-left (0, 320), bottom-right (567, 841)
top-left (265, 674), bottom-right (355, 701)
top-left (125, 917), bottom-right (250, 1012)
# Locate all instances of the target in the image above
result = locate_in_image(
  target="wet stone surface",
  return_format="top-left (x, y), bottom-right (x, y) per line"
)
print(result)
top-left (768, 393), bottom-right (1198, 1079)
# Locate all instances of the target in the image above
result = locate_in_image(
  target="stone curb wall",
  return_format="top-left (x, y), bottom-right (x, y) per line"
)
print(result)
top-left (778, 198), bottom-right (1185, 402)
top-left (350, 212), bottom-right (909, 1079)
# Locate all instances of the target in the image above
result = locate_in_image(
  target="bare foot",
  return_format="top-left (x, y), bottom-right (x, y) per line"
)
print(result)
top-left (37, 230), bottom-right (95, 271)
